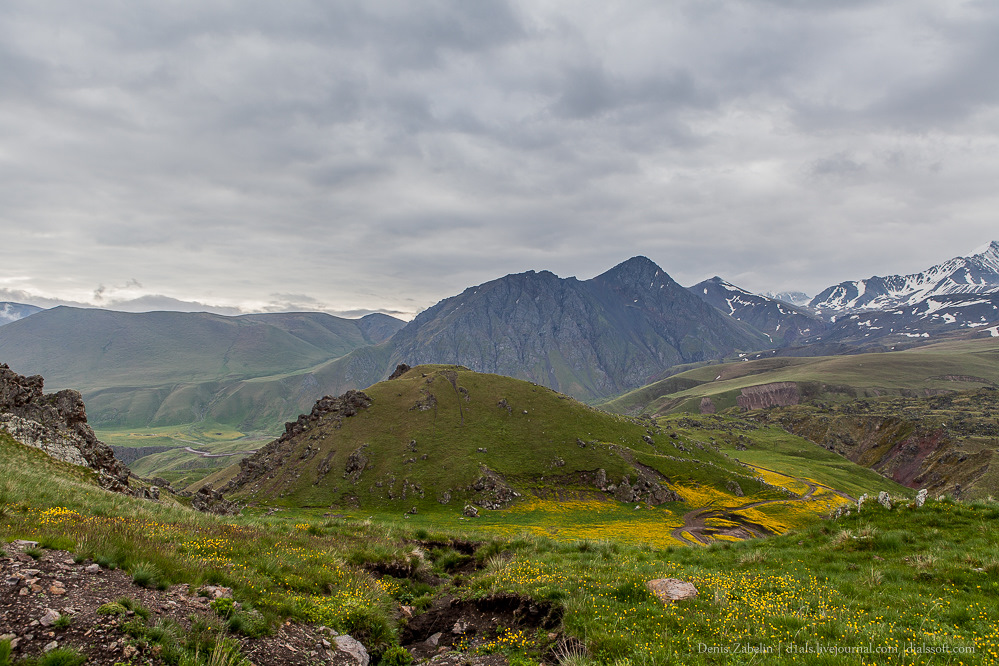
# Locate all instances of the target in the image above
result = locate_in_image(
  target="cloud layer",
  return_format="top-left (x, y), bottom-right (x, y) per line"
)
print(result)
top-left (2, 0), bottom-right (996, 318)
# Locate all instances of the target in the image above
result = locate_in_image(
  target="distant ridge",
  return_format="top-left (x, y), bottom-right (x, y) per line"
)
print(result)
top-left (384, 257), bottom-right (769, 400)
top-left (811, 240), bottom-right (999, 313)
top-left (688, 276), bottom-right (826, 346)
top-left (0, 302), bottom-right (42, 326)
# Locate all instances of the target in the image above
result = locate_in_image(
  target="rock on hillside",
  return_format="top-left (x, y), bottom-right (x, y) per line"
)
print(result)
top-left (0, 363), bottom-right (130, 492)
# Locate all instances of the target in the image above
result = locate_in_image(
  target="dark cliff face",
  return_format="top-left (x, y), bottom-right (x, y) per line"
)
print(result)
top-left (0, 363), bottom-right (130, 491)
top-left (388, 257), bottom-right (769, 400)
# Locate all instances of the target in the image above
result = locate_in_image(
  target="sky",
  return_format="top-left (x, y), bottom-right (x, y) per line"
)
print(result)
top-left (1, 0), bottom-right (997, 320)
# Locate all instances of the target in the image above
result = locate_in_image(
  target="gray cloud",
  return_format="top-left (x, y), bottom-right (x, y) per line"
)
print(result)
top-left (0, 0), bottom-right (996, 316)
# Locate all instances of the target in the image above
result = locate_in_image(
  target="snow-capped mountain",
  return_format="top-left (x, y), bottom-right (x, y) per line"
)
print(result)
top-left (0, 302), bottom-right (42, 326)
top-left (811, 241), bottom-right (999, 314)
top-left (763, 290), bottom-right (811, 307)
top-left (689, 277), bottom-right (826, 346)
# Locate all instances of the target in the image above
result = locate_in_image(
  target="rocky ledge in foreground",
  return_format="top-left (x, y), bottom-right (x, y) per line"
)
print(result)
top-left (0, 363), bottom-right (131, 493)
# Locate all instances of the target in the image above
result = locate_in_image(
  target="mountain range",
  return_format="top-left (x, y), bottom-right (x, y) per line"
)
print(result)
top-left (810, 240), bottom-right (999, 313)
top-left (1, 244), bottom-right (998, 435)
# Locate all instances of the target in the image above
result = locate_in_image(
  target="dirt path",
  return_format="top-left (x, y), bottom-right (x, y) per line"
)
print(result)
top-left (670, 469), bottom-right (855, 546)
top-left (181, 446), bottom-right (258, 458)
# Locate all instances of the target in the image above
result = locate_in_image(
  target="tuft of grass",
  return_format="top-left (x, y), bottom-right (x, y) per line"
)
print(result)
top-left (25, 546), bottom-right (44, 560)
top-left (30, 648), bottom-right (88, 666)
top-left (131, 561), bottom-right (163, 588)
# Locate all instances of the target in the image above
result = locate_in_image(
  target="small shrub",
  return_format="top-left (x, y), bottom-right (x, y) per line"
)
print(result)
top-left (210, 597), bottom-right (237, 619)
top-left (122, 616), bottom-right (148, 638)
top-left (97, 601), bottom-right (128, 616)
top-left (25, 547), bottom-right (44, 560)
top-left (380, 646), bottom-right (413, 666)
top-left (53, 614), bottom-right (73, 629)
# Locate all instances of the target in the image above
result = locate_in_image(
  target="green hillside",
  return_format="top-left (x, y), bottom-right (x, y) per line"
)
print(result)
top-left (600, 337), bottom-right (999, 416)
top-left (3, 428), bottom-right (998, 664)
top-left (216, 365), bottom-right (906, 547)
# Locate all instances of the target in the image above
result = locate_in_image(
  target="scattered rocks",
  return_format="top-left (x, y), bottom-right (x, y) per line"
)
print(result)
top-left (462, 505), bottom-right (479, 518)
top-left (1, 542), bottom-right (344, 665)
top-left (878, 491), bottom-right (892, 509)
top-left (915, 488), bottom-right (928, 507)
top-left (726, 480), bottom-right (744, 497)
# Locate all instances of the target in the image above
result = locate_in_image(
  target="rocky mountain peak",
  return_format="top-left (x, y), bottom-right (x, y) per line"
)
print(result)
top-left (593, 256), bottom-right (669, 287)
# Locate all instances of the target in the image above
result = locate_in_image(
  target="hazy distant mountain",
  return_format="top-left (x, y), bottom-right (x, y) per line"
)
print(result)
top-left (689, 277), bottom-right (826, 346)
top-left (386, 257), bottom-right (770, 400)
top-left (0, 302), bottom-right (42, 326)
top-left (0, 307), bottom-right (404, 430)
top-left (811, 241), bottom-right (999, 314)
top-left (763, 291), bottom-right (811, 307)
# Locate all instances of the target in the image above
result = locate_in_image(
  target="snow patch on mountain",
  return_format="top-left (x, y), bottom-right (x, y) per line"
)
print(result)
top-left (811, 241), bottom-right (999, 314)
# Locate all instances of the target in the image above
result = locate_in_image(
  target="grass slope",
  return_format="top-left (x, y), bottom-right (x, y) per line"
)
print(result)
top-left (221, 366), bottom-right (905, 544)
top-left (600, 337), bottom-right (999, 416)
top-left (3, 432), bottom-right (998, 664)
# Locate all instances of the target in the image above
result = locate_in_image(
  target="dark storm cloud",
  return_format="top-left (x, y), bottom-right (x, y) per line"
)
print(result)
top-left (0, 0), bottom-right (996, 316)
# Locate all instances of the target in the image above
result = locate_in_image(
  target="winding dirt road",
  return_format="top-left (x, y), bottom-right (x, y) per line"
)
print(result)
top-left (671, 468), bottom-right (855, 546)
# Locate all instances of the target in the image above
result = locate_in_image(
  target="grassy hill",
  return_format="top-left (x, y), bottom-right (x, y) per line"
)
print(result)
top-left (3, 426), bottom-right (998, 664)
top-left (213, 365), bottom-right (905, 546)
top-left (600, 337), bottom-right (999, 416)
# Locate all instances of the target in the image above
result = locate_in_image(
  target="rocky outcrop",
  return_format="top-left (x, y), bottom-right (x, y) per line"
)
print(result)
top-left (0, 363), bottom-right (130, 492)
top-left (222, 390), bottom-right (372, 493)
top-left (467, 469), bottom-right (520, 510)
top-left (737, 382), bottom-right (800, 410)
top-left (190, 485), bottom-right (240, 515)
top-left (387, 363), bottom-right (411, 380)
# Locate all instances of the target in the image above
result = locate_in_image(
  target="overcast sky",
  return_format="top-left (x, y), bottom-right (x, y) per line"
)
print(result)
top-left (1, 0), bottom-right (997, 319)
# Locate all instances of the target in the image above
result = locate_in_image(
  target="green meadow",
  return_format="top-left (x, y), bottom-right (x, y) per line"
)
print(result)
top-left (4, 429), bottom-right (997, 664)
